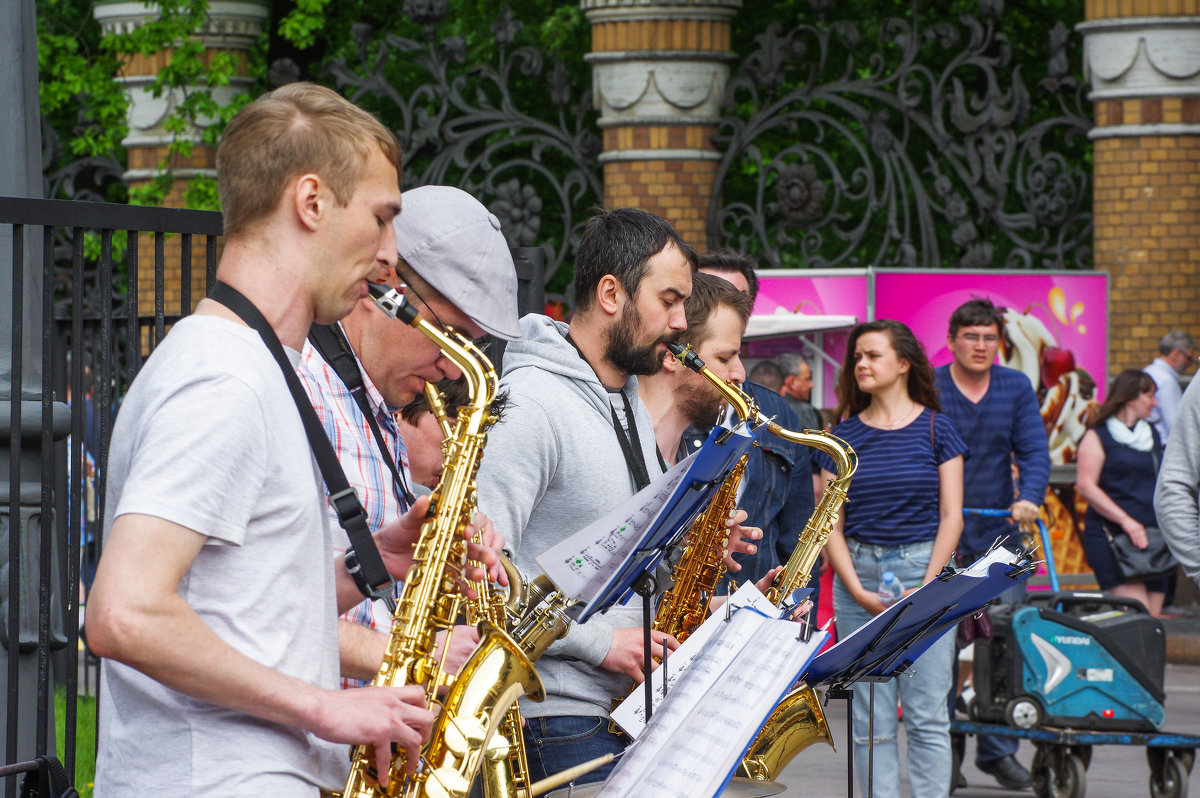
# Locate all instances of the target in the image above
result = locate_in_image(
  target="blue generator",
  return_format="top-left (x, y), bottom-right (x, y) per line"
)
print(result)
top-left (970, 592), bottom-right (1165, 732)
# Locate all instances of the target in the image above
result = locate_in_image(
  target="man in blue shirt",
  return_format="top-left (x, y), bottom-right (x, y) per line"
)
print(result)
top-left (936, 298), bottom-right (1051, 792)
top-left (688, 252), bottom-right (818, 601)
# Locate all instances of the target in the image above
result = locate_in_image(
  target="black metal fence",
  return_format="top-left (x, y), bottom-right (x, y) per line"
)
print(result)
top-left (0, 196), bottom-right (222, 795)
top-left (0, 195), bottom-right (544, 794)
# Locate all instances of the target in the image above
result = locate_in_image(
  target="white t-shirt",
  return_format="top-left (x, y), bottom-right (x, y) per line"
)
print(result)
top-left (94, 316), bottom-right (348, 797)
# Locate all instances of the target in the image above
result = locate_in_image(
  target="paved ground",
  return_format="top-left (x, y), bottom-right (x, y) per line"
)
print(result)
top-left (772, 662), bottom-right (1200, 798)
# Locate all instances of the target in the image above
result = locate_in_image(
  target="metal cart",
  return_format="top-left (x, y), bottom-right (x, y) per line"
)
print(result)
top-left (951, 510), bottom-right (1197, 798)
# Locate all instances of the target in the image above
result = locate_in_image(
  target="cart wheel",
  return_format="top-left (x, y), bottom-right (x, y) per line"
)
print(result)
top-left (1151, 754), bottom-right (1189, 798)
top-left (1032, 748), bottom-right (1086, 798)
top-left (1032, 748), bottom-right (1052, 798)
top-left (1057, 753), bottom-right (1087, 798)
top-left (1005, 695), bottom-right (1043, 730)
top-left (950, 735), bottom-right (965, 795)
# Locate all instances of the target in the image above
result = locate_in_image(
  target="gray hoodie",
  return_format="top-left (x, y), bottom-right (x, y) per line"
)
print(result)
top-left (476, 314), bottom-right (663, 718)
top-left (1155, 377), bottom-right (1200, 588)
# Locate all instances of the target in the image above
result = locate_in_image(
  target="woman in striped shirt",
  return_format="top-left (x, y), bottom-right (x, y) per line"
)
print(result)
top-left (816, 319), bottom-right (966, 798)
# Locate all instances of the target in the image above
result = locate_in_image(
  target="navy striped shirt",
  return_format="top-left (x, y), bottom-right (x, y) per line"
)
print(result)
top-left (815, 408), bottom-right (967, 546)
top-left (934, 364), bottom-right (1050, 554)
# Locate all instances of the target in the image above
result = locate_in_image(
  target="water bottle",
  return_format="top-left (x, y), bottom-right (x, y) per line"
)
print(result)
top-left (877, 571), bottom-right (905, 605)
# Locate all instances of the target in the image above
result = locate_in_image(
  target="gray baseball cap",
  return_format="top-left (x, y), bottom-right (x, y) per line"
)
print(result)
top-left (393, 185), bottom-right (521, 341)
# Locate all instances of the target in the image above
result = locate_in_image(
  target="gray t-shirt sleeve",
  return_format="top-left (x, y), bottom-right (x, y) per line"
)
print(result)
top-left (1156, 380), bottom-right (1200, 585)
top-left (114, 372), bottom-right (268, 545)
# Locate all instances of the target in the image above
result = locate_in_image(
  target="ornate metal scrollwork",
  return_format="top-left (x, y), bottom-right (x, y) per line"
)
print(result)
top-left (325, 3), bottom-right (602, 296)
top-left (710, 4), bottom-right (1093, 270)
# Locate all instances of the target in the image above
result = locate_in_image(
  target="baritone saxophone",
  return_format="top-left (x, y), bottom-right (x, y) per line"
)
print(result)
top-left (342, 284), bottom-right (543, 798)
top-left (668, 342), bottom-right (858, 780)
top-left (477, 561), bottom-right (578, 798)
top-left (420, 326), bottom-right (577, 798)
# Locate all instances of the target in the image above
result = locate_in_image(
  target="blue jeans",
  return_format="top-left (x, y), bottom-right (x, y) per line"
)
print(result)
top-left (834, 538), bottom-right (955, 798)
top-left (520, 716), bottom-right (626, 787)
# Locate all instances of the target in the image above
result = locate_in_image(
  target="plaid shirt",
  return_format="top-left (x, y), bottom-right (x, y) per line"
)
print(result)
top-left (297, 329), bottom-right (411, 688)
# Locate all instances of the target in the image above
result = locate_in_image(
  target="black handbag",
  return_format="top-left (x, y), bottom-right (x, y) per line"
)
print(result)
top-left (1101, 522), bottom-right (1177, 582)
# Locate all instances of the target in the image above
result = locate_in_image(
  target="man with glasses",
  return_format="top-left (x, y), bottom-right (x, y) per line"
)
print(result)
top-left (299, 185), bottom-right (519, 687)
top-left (1144, 330), bottom-right (1198, 442)
top-left (935, 298), bottom-right (1051, 792)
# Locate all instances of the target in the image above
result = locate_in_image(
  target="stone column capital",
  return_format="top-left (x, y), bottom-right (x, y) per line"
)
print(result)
top-left (1078, 15), bottom-right (1200, 137)
top-left (94, 0), bottom-right (269, 43)
top-left (581, 0), bottom-right (741, 24)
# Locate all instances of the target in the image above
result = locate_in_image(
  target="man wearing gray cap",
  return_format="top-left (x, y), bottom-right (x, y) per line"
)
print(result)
top-left (298, 184), bottom-right (520, 683)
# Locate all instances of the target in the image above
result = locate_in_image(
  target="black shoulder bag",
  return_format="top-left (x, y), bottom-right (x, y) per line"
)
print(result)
top-left (1101, 428), bottom-right (1177, 583)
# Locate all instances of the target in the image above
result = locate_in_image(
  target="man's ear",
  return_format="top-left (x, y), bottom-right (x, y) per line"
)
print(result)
top-left (596, 274), bottom-right (623, 317)
top-left (660, 349), bottom-right (682, 374)
top-left (293, 173), bottom-right (324, 232)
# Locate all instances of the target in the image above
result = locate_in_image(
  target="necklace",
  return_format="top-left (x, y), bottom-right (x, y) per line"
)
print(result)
top-left (866, 403), bottom-right (918, 430)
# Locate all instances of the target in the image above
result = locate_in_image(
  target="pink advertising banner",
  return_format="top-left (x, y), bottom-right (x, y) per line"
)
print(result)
top-left (750, 271), bottom-right (869, 409)
top-left (753, 271), bottom-right (870, 318)
top-left (873, 271), bottom-right (1109, 401)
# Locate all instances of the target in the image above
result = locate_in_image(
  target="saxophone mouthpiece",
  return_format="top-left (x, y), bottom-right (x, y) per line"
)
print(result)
top-left (368, 282), bottom-right (420, 325)
top-left (668, 342), bottom-right (705, 372)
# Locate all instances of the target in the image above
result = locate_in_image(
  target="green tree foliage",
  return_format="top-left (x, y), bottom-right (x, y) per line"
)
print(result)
top-left (38, 0), bottom-right (262, 209)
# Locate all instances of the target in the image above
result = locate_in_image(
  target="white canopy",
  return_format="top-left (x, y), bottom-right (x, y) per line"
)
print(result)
top-left (743, 313), bottom-right (858, 340)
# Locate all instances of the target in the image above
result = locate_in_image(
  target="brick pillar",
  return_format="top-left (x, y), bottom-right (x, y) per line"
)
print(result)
top-left (1080, 3), bottom-right (1200, 374)
top-left (581, 0), bottom-right (740, 250)
top-left (93, 1), bottom-right (266, 318)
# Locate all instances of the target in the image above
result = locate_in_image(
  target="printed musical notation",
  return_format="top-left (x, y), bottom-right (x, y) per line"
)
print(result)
top-left (611, 581), bottom-right (783, 737)
top-left (537, 423), bottom-right (756, 622)
top-left (597, 608), bottom-right (828, 798)
top-left (539, 453), bottom-right (694, 605)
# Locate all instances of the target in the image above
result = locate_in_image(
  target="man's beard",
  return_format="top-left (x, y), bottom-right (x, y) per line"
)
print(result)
top-left (676, 377), bottom-right (724, 429)
top-left (604, 301), bottom-right (673, 377)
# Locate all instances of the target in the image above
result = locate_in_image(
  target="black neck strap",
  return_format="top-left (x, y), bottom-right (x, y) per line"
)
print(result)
top-left (564, 332), bottom-right (654, 491)
top-left (308, 323), bottom-right (417, 508)
top-left (209, 282), bottom-right (396, 608)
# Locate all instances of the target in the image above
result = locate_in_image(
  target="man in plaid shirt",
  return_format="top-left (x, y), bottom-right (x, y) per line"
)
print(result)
top-left (298, 185), bottom-right (522, 687)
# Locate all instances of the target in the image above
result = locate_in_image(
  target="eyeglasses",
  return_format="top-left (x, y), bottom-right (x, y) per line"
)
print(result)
top-left (958, 333), bottom-right (1000, 345)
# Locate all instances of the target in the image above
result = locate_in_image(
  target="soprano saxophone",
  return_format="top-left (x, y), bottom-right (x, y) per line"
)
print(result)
top-left (343, 285), bottom-right (543, 798)
top-left (668, 342), bottom-right (857, 781)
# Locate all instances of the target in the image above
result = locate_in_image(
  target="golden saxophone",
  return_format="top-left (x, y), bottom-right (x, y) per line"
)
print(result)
top-left (343, 285), bottom-right (543, 798)
top-left (668, 342), bottom-right (857, 781)
top-left (421, 361), bottom-right (576, 798)
top-left (649, 346), bottom-right (761, 646)
top-left (652, 453), bottom-right (748, 645)
top-left (477, 562), bottom-right (579, 798)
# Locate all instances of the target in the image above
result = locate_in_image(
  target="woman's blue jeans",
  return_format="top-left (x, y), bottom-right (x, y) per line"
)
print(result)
top-left (833, 538), bottom-right (955, 798)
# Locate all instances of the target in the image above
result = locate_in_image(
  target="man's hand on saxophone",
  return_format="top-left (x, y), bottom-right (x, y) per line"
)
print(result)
top-left (356, 496), bottom-right (509, 606)
top-left (309, 682), bottom-right (436, 779)
top-left (721, 506), bottom-right (763, 572)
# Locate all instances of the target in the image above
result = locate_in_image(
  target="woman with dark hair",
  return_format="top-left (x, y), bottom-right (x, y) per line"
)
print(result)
top-left (814, 319), bottom-right (966, 798)
top-left (1076, 369), bottom-right (1167, 616)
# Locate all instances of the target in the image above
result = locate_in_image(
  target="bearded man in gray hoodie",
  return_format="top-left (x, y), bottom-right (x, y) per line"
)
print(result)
top-left (475, 208), bottom-right (698, 786)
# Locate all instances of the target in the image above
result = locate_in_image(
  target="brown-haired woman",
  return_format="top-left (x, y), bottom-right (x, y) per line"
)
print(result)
top-left (814, 319), bottom-right (966, 798)
top-left (1076, 369), bottom-right (1167, 616)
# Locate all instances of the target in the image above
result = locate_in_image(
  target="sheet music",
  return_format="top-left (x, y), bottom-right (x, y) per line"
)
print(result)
top-left (597, 608), bottom-right (828, 798)
top-left (610, 581), bottom-right (782, 738)
top-left (960, 545), bottom-right (1019, 577)
top-left (536, 453), bottom-right (695, 601)
top-left (537, 424), bottom-right (756, 622)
